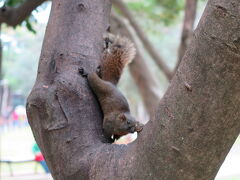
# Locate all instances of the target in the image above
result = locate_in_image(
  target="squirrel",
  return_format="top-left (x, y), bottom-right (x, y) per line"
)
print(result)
top-left (79, 33), bottom-right (143, 141)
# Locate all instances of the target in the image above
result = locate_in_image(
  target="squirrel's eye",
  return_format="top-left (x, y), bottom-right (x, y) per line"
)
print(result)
top-left (115, 44), bottom-right (122, 48)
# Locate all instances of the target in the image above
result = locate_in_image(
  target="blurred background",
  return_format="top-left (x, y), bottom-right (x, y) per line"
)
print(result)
top-left (0, 0), bottom-right (239, 179)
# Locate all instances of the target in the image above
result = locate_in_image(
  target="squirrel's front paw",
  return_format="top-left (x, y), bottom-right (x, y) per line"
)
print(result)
top-left (103, 33), bottom-right (115, 49)
top-left (96, 66), bottom-right (102, 78)
top-left (78, 67), bottom-right (88, 78)
top-left (135, 122), bottom-right (144, 133)
top-left (104, 37), bottom-right (112, 49)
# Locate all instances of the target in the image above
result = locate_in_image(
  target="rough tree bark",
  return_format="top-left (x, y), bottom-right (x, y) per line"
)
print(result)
top-left (175, 0), bottom-right (198, 73)
top-left (27, 0), bottom-right (240, 179)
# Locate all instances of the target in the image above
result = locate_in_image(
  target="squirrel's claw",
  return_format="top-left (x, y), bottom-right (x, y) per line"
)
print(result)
top-left (135, 122), bottom-right (144, 133)
top-left (78, 67), bottom-right (88, 78)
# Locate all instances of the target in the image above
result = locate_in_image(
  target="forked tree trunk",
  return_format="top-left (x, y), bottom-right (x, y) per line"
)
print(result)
top-left (27, 0), bottom-right (240, 179)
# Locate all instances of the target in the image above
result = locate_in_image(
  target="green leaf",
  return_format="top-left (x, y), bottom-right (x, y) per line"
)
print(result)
top-left (25, 18), bottom-right (36, 34)
top-left (4, 0), bottom-right (25, 7)
top-left (126, 0), bottom-right (185, 26)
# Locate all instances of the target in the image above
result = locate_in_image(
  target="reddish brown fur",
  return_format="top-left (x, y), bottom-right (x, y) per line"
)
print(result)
top-left (100, 34), bottom-right (136, 85)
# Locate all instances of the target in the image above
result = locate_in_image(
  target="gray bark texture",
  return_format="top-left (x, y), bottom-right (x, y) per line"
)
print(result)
top-left (26, 0), bottom-right (240, 179)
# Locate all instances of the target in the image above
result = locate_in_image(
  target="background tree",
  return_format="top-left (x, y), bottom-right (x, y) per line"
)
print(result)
top-left (111, 0), bottom-right (198, 115)
top-left (0, 0), bottom-right (47, 77)
top-left (26, 0), bottom-right (240, 179)
top-left (0, 0), bottom-right (47, 114)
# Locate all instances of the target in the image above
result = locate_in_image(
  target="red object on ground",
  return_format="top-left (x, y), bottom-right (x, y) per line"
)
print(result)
top-left (35, 152), bottom-right (45, 162)
top-left (12, 111), bottom-right (19, 121)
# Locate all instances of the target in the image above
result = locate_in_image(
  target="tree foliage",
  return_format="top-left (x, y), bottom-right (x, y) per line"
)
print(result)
top-left (126, 0), bottom-right (184, 25)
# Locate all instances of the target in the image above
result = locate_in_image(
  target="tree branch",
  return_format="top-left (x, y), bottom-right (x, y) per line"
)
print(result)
top-left (0, 0), bottom-right (46, 27)
top-left (112, 0), bottom-right (173, 80)
top-left (174, 0), bottom-right (197, 73)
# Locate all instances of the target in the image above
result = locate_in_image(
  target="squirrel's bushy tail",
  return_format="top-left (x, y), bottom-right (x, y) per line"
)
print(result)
top-left (100, 34), bottom-right (136, 85)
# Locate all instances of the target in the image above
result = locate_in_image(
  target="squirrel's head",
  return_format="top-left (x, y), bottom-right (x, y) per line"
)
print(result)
top-left (115, 112), bottom-right (138, 135)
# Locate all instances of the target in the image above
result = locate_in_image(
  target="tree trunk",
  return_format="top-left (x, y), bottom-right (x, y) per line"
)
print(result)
top-left (26, 0), bottom-right (112, 178)
top-left (27, 0), bottom-right (240, 179)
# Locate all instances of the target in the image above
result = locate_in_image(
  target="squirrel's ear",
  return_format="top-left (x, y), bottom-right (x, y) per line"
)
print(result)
top-left (118, 113), bottom-right (126, 121)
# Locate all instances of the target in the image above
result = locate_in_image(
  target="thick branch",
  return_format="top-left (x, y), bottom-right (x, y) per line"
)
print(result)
top-left (0, 0), bottom-right (46, 26)
top-left (112, 0), bottom-right (173, 80)
top-left (26, 0), bottom-right (112, 178)
top-left (111, 13), bottom-right (160, 116)
top-left (175, 0), bottom-right (197, 73)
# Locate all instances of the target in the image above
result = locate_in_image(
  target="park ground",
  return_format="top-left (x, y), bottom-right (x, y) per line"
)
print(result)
top-left (0, 126), bottom-right (239, 180)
